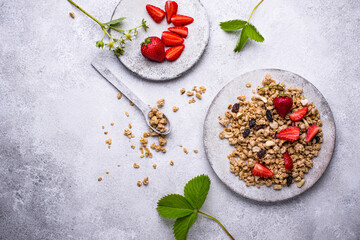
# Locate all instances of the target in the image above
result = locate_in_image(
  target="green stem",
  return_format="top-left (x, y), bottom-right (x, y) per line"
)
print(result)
top-left (198, 211), bottom-right (235, 240)
top-left (67, 0), bottom-right (104, 26)
top-left (248, 0), bottom-right (264, 22)
top-left (108, 25), bottom-right (125, 32)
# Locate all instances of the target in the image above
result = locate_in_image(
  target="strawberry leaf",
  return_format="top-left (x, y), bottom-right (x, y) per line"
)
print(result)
top-left (234, 25), bottom-right (249, 52)
top-left (220, 20), bottom-right (247, 31)
top-left (184, 175), bottom-right (210, 210)
top-left (157, 194), bottom-right (194, 219)
top-left (173, 212), bottom-right (198, 240)
top-left (245, 23), bottom-right (264, 42)
top-left (105, 17), bottom-right (126, 26)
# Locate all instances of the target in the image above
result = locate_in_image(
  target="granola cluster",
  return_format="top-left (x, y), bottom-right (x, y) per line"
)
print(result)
top-left (219, 74), bottom-right (323, 190)
top-left (149, 107), bottom-right (167, 133)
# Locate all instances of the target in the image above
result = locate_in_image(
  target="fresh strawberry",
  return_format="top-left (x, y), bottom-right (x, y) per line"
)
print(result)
top-left (166, 44), bottom-right (185, 61)
top-left (276, 126), bottom-right (300, 141)
top-left (251, 162), bottom-right (274, 178)
top-left (168, 26), bottom-right (188, 38)
top-left (165, 1), bottom-right (178, 24)
top-left (161, 31), bottom-right (184, 46)
top-left (170, 15), bottom-right (194, 26)
top-left (306, 125), bottom-right (320, 143)
top-left (273, 94), bottom-right (293, 117)
top-left (146, 4), bottom-right (165, 23)
top-left (284, 151), bottom-right (293, 171)
top-left (290, 107), bottom-right (308, 121)
top-left (141, 37), bottom-right (165, 62)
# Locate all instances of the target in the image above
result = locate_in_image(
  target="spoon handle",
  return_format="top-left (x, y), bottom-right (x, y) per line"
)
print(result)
top-left (91, 59), bottom-right (150, 114)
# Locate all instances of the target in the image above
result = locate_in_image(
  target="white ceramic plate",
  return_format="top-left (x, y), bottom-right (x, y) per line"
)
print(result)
top-left (203, 69), bottom-right (336, 202)
top-left (110, 0), bottom-right (209, 81)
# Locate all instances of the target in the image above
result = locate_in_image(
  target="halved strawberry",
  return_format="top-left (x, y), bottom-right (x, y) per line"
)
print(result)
top-left (276, 126), bottom-right (300, 141)
top-left (146, 4), bottom-right (165, 23)
top-left (168, 26), bottom-right (188, 38)
top-left (290, 107), bottom-right (308, 121)
top-left (306, 125), bottom-right (320, 143)
top-left (161, 31), bottom-right (184, 46)
top-left (284, 151), bottom-right (293, 171)
top-left (165, 1), bottom-right (178, 24)
top-left (165, 44), bottom-right (185, 61)
top-left (251, 162), bottom-right (273, 178)
top-left (171, 15), bottom-right (194, 26)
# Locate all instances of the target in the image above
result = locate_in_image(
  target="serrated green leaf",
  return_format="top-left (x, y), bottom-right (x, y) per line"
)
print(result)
top-left (105, 17), bottom-right (126, 26)
top-left (220, 19), bottom-right (247, 31)
top-left (157, 194), bottom-right (194, 219)
top-left (245, 23), bottom-right (264, 42)
top-left (184, 175), bottom-right (210, 210)
top-left (173, 212), bottom-right (197, 240)
top-left (234, 25), bottom-right (249, 52)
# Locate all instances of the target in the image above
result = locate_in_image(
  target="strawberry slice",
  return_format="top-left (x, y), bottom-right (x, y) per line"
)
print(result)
top-left (168, 26), bottom-right (188, 38)
top-left (165, 44), bottom-right (185, 61)
top-left (276, 126), bottom-right (300, 141)
top-left (290, 107), bottom-right (308, 121)
top-left (306, 125), bottom-right (320, 143)
top-left (165, 1), bottom-right (178, 24)
top-left (170, 15), bottom-right (194, 26)
top-left (161, 31), bottom-right (184, 46)
top-left (146, 4), bottom-right (165, 23)
top-left (284, 151), bottom-right (293, 171)
top-left (251, 162), bottom-right (274, 178)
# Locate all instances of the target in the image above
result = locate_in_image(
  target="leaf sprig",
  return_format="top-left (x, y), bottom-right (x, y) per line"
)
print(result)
top-left (68, 0), bottom-right (149, 56)
top-left (157, 175), bottom-right (234, 240)
top-left (220, 0), bottom-right (264, 52)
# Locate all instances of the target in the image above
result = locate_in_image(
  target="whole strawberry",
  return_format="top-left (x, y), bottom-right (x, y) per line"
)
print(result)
top-left (141, 37), bottom-right (165, 62)
top-left (273, 94), bottom-right (293, 117)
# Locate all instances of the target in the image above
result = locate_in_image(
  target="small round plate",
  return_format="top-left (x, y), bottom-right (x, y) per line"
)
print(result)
top-left (110, 0), bottom-right (210, 81)
top-left (203, 69), bottom-right (336, 202)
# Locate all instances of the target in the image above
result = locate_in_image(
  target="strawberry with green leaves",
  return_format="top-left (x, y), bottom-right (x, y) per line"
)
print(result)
top-left (273, 94), bottom-right (293, 117)
top-left (141, 37), bottom-right (165, 62)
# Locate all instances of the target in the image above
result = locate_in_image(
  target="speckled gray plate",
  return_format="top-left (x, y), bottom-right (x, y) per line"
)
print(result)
top-left (110, 0), bottom-right (209, 81)
top-left (204, 69), bottom-right (336, 202)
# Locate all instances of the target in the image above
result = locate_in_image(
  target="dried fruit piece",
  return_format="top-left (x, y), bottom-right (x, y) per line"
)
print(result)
top-left (289, 107), bottom-right (308, 122)
top-left (253, 125), bottom-right (265, 130)
top-left (231, 103), bottom-right (240, 113)
top-left (249, 119), bottom-right (256, 128)
top-left (266, 110), bottom-right (273, 122)
top-left (286, 176), bottom-right (293, 186)
top-left (243, 129), bottom-right (250, 138)
top-left (315, 136), bottom-right (321, 143)
top-left (276, 126), bottom-right (300, 141)
top-left (284, 151), bottom-right (293, 171)
top-left (306, 125), bottom-right (320, 143)
top-left (257, 149), bottom-right (266, 158)
top-left (251, 162), bottom-right (273, 178)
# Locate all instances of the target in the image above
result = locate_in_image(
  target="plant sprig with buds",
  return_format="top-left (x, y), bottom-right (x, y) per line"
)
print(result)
top-left (68, 0), bottom-right (149, 56)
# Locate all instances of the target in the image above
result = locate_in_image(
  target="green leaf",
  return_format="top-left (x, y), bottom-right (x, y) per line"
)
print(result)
top-left (245, 23), bottom-right (264, 42)
top-left (173, 212), bottom-right (197, 240)
top-left (234, 25), bottom-right (249, 52)
top-left (220, 19), bottom-right (247, 31)
top-left (157, 194), bottom-right (194, 219)
top-left (105, 17), bottom-right (126, 26)
top-left (184, 175), bottom-right (210, 210)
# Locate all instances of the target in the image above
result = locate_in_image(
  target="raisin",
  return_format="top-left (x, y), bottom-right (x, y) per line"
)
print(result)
top-left (266, 110), bottom-right (273, 122)
top-left (249, 119), bottom-right (256, 128)
top-left (257, 149), bottom-right (267, 158)
top-left (243, 129), bottom-right (250, 138)
top-left (254, 125), bottom-right (265, 130)
top-left (274, 131), bottom-right (278, 139)
top-left (231, 103), bottom-right (240, 113)
top-left (315, 136), bottom-right (320, 143)
top-left (286, 176), bottom-right (293, 187)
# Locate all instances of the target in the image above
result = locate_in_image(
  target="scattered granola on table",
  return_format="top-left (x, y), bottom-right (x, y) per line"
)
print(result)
top-left (219, 74), bottom-right (323, 190)
top-left (157, 98), bottom-right (165, 108)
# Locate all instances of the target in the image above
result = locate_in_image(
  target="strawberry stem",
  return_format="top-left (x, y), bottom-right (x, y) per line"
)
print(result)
top-left (68, 0), bottom-right (104, 27)
top-left (248, 0), bottom-right (264, 22)
top-left (258, 84), bottom-right (284, 91)
top-left (198, 211), bottom-right (235, 240)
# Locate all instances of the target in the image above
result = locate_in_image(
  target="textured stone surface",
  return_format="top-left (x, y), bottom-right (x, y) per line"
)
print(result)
top-left (0, 0), bottom-right (359, 240)
top-left (204, 69), bottom-right (336, 202)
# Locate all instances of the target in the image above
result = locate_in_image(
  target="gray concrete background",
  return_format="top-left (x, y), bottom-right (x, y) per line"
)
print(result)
top-left (0, 0), bottom-right (359, 239)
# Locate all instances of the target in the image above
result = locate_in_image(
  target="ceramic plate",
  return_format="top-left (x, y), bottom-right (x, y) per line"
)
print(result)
top-left (110, 0), bottom-right (209, 81)
top-left (203, 69), bottom-right (336, 202)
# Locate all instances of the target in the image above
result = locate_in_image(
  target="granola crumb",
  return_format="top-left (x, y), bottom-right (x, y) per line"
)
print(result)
top-left (69, 12), bottom-right (75, 18)
top-left (153, 164), bottom-right (157, 169)
top-left (143, 177), bottom-right (149, 185)
top-left (140, 154), bottom-right (144, 158)
top-left (199, 86), bottom-right (206, 93)
top-left (183, 148), bottom-right (188, 154)
top-left (104, 131), bottom-right (108, 135)
top-left (108, 146), bottom-right (111, 149)
top-left (129, 123), bottom-right (132, 129)
top-left (246, 82), bottom-right (251, 88)
top-left (117, 92), bottom-right (122, 99)
top-left (137, 181), bottom-right (142, 187)
top-left (186, 91), bottom-right (194, 96)
top-left (110, 122), bottom-right (114, 126)
top-left (173, 106), bottom-right (179, 112)
top-left (133, 163), bottom-right (140, 168)
top-left (117, 164), bottom-right (120, 167)
top-left (228, 104), bottom-right (232, 110)
top-left (98, 177), bottom-right (102, 181)
top-left (170, 160), bottom-right (174, 165)
top-left (189, 98), bottom-right (196, 104)
top-left (125, 112), bottom-right (129, 117)
top-left (194, 149), bottom-right (198, 153)
top-left (102, 125), bottom-right (105, 129)
top-left (179, 144), bottom-right (183, 147)
top-left (180, 88), bottom-right (185, 95)
top-left (252, 89), bottom-right (256, 93)
top-left (195, 93), bottom-right (202, 100)
top-left (105, 138), bottom-right (112, 145)
top-left (157, 98), bottom-right (165, 108)
top-left (129, 101), bottom-right (134, 106)
top-left (131, 145), bottom-right (135, 149)
top-left (124, 129), bottom-right (134, 138)
top-left (106, 171), bottom-right (109, 174)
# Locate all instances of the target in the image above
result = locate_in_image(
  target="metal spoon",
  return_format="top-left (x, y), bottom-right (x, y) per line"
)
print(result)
top-left (91, 59), bottom-right (171, 135)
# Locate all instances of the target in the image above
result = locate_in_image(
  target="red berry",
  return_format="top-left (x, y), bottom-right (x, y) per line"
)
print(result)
top-left (165, 44), bottom-right (185, 61)
top-left (161, 31), bottom-right (184, 46)
top-left (276, 126), bottom-right (300, 141)
top-left (141, 37), bottom-right (165, 62)
top-left (251, 162), bottom-right (274, 178)
top-left (170, 14), bottom-right (194, 26)
top-left (290, 107), bottom-right (308, 121)
top-left (273, 95), bottom-right (293, 117)
top-left (168, 26), bottom-right (188, 38)
top-left (306, 125), bottom-right (320, 143)
top-left (284, 151), bottom-right (293, 171)
top-left (165, 1), bottom-right (178, 24)
top-left (146, 4), bottom-right (165, 23)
